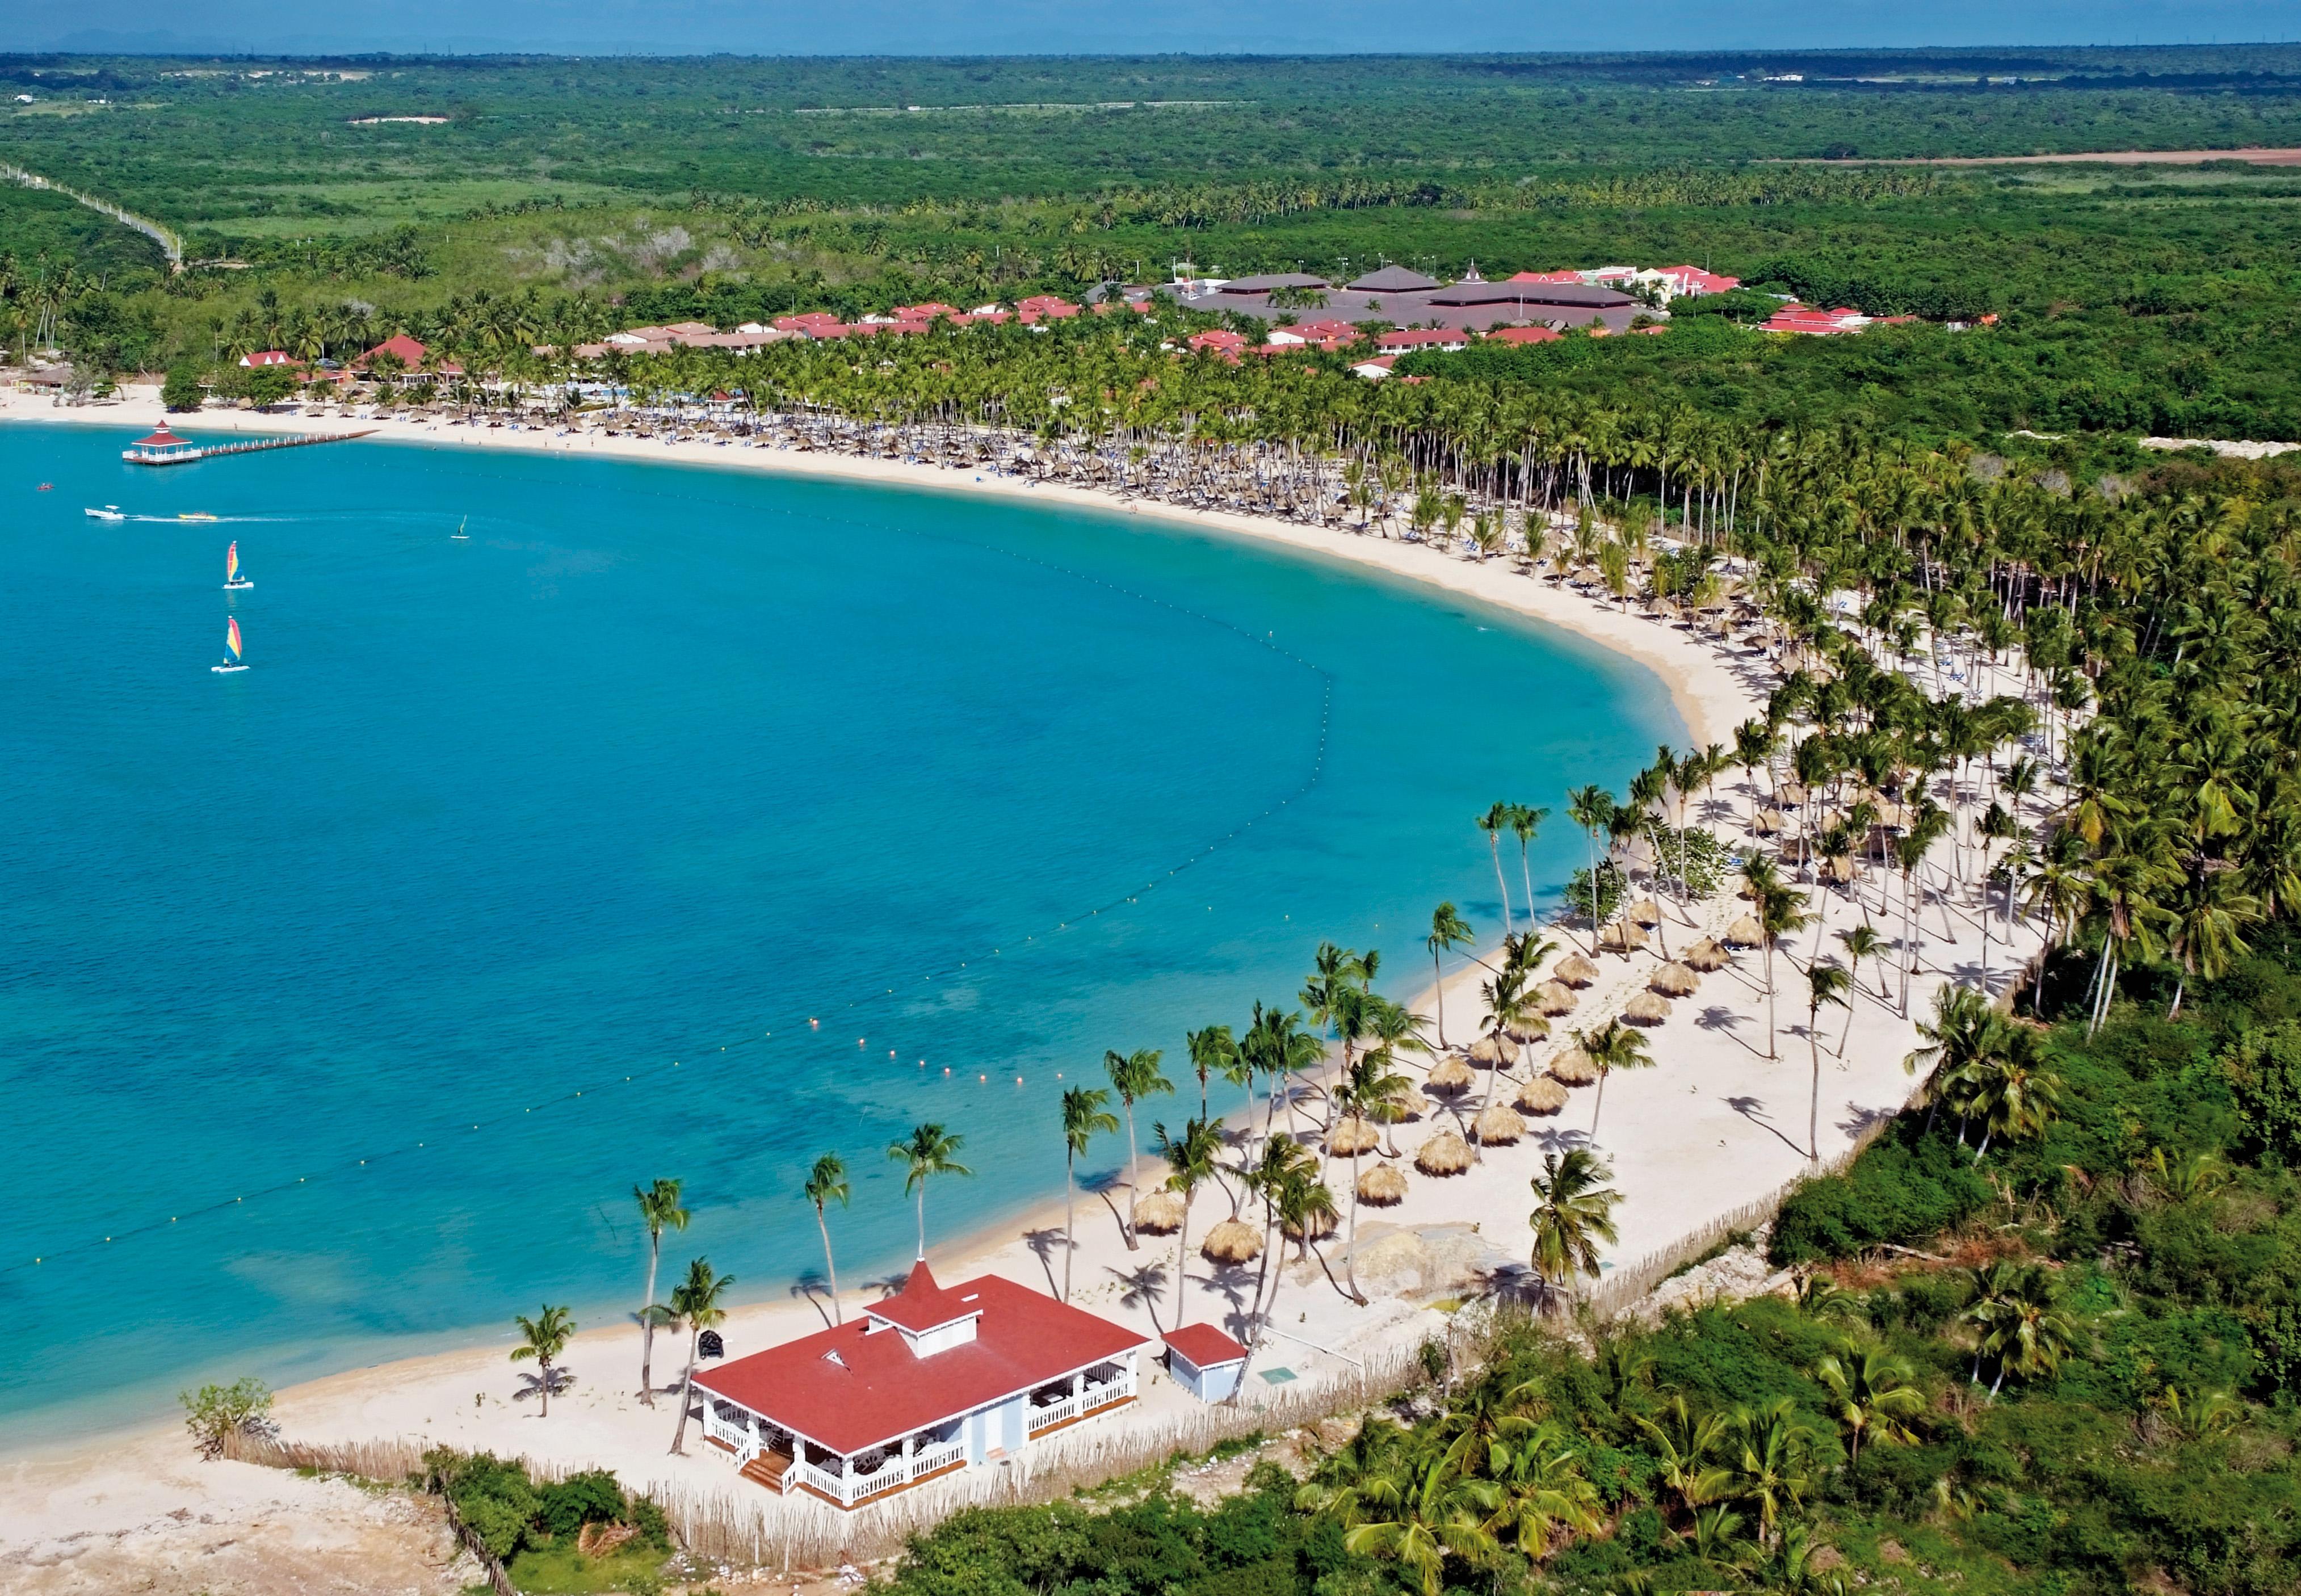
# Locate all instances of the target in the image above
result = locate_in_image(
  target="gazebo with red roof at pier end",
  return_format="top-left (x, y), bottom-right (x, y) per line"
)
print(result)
top-left (122, 422), bottom-right (202, 463)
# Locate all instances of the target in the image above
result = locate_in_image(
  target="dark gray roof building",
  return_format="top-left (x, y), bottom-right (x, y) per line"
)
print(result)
top-left (1213, 272), bottom-right (1332, 296)
top-left (1346, 264), bottom-right (1441, 294)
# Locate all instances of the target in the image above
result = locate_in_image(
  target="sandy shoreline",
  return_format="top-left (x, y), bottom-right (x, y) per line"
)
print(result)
top-left (2, 392), bottom-right (2052, 1592)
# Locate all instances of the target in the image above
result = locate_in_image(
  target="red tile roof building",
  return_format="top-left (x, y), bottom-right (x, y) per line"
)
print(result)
top-left (1762, 304), bottom-right (1872, 335)
top-left (691, 1262), bottom-right (1147, 1509)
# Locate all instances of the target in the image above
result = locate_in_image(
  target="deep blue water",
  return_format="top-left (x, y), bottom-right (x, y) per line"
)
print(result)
top-left (0, 424), bottom-right (1677, 1441)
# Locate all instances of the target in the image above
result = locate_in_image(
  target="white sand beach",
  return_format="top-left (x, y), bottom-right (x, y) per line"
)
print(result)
top-left (0, 391), bottom-right (2054, 1592)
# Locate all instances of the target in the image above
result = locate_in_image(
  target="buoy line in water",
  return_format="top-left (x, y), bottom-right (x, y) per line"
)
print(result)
top-left (9, 483), bottom-right (1342, 1278)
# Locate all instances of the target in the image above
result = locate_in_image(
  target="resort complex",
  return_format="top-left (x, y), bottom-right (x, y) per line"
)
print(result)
top-left (8, 39), bottom-right (2301, 1596)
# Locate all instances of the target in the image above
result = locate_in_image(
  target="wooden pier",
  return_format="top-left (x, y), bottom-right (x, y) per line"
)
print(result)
top-left (123, 423), bottom-right (377, 467)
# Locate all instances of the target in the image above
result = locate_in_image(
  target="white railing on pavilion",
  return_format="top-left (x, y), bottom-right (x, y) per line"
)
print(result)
top-left (790, 1438), bottom-right (968, 1506)
top-left (1027, 1364), bottom-right (1136, 1436)
top-left (703, 1402), bottom-right (754, 1458)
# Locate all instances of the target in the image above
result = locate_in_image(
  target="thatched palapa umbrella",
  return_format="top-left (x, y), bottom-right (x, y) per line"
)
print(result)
top-left (1427, 1056), bottom-right (1476, 1093)
top-left (1396, 1087), bottom-right (1434, 1119)
top-left (1503, 1018), bottom-right (1551, 1044)
top-left (1752, 808), bottom-right (1787, 837)
top-left (1549, 1046), bottom-right (1599, 1086)
top-left (1600, 922), bottom-right (1651, 954)
top-left (1133, 1190), bottom-right (1185, 1234)
top-left (1326, 1116), bottom-right (1380, 1156)
top-left (1623, 990), bottom-right (1673, 1026)
top-left (1473, 1103), bottom-right (1527, 1145)
top-left (1724, 914), bottom-right (1766, 948)
top-left (1357, 1163), bottom-right (1409, 1206)
top-left (1535, 980), bottom-right (1578, 1016)
top-left (1415, 1130), bottom-right (1474, 1176)
top-left (1555, 952), bottom-right (1600, 987)
top-left (1469, 1034), bottom-right (1519, 1068)
top-left (1628, 898), bottom-right (1663, 929)
top-left (1200, 1217), bottom-right (1262, 1264)
top-left (1516, 1076), bottom-right (1570, 1115)
top-left (1283, 1204), bottom-right (1337, 1241)
top-left (1682, 936), bottom-right (1731, 972)
top-left (1650, 961), bottom-right (1700, 997)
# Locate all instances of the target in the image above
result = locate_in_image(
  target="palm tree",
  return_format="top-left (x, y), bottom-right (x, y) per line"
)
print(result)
top-left (1751, 872), bottom-right (1817, 1059)
top-left (1185, 1025), bottom-right (1238, 1120)
top-left (1103, 1047), bottom-right (1173, 1244)
top-left (1510, 803), bottom-right (1550, 922)
top-left (632, 1178), bottom-right (687, 1406)
top-left (1813, 1346), bottom-right (1925, 1463)
top-left (666, 1257), bottom-right (735, 1454)
top-left (1801, 961), bottom-right (1853, 1160)
top-left (1057, 1087), bottom-right (1117, 1302)
top-left (1425, 901), bottom-right (1473, 1050)
top-left (1961, 1262), bottom-right (2077, 1396)
top-left (1574, 1020), bottom-right (1653, 1147)
top-left (1637, 1396), bottom-right (1731, 1523)
top-left (1566, 784), bottom-right (1615, 954)
top-left (1484, 1420), bottom-right (1604, 1560)
top-left (803, 1153), bottom-right (849, 1324)
top-left (1153, 1115), bottom-right (1224, 1324)
top-left (1838, 923), bottom-right (1888, 1008)
top-left (510, 1304), bottom-right (575, 1418)
top-left (1527, 1149), bottom-right (1620, 1312)
top-left (1727, 1397), bottom-right (1816, 1541)
top-left (1318, 1448), bottom-right (1502, 1596)
top-left (887, 1123), bottom-right (972, 1258)
top-left (1476, 802), bottom-right (1515, 936)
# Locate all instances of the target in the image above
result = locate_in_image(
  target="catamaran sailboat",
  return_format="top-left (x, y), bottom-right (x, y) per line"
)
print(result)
top-left (222, 541), bottom-right (254, 590)
top-left (212, 616), bottom-right (248, 674)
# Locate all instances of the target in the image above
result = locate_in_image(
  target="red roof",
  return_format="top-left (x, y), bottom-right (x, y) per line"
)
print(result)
top-left (1484, 326), bottom-right (1562, 345)
top-left (695, 1264), bottom-right (1148, 1456)
top-left (133, 423), bottom-right (190, 447)
top-left (1164, 1324), bottom-right (1248, 1368)
top-left (357, 334), bottom-right (428, 367)
top-left (1188, 329), bottom-right (1247, 351)
top-left (1509, 270), bottom-right (1586, 284)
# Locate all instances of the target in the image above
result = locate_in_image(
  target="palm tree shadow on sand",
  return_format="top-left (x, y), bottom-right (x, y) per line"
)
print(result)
top-left (1022, 1227), bottom-right (1068, 1297)
top-left (1107, 1260), bottom-right (1170, 1335)
top-left (513, 1367), bottom-right (574, 1408)
top-left (1724, 1094), bottom-right (1807, 1156)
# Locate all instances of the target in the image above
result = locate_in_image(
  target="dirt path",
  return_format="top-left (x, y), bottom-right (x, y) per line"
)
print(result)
top-left (1803, 147), bottom-right (2301, 167)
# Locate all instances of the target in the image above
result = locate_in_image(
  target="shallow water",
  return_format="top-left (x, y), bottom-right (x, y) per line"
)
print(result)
top-left (0, 425), bottom-right (1677, 1441)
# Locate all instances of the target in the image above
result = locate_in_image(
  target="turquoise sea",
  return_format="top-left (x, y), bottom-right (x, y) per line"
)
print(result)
top-left (0, 424), bottom-right (1678, 1443)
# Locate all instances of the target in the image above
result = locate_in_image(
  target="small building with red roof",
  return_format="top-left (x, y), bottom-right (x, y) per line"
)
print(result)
top-left (1762, 304), bottom-right (1871, 335)
top-left (690, 1262), bottom-right (1147, 1509)
top-left (1376, 328), bottom-right (1469, 352)
top-left (1014, 295), bottom-right (1080, 323)
top-left (239, 350), bottom-right (300, 369)
top-left (1484, 326), bottom-right (1563, 346)
top-left (1163, 1324), bottom-right (1249, 1401)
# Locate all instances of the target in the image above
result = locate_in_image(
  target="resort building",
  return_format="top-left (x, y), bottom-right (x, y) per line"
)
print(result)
top-left (1162, 1325), bottom-right (1249, 1402)
top-left (691, 1262), bottom-right (1148, 1510)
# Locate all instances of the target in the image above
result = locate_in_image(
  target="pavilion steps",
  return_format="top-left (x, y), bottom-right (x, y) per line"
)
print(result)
top-left (741, 1450), bottom-right (795, 1492)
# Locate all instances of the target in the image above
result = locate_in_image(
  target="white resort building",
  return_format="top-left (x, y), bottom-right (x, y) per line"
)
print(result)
top-left (691, 1262), bottom-right (1148, 1509)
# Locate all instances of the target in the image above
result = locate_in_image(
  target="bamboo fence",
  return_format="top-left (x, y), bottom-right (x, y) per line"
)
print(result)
top-left (1579, 1114), bottom-right (1892, 1319)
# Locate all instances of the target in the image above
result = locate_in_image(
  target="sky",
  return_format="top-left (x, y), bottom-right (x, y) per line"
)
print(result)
top-left (5, 0), bottom-right (2296, 56)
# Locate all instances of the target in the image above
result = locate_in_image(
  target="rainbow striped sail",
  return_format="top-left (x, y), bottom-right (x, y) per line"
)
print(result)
top-left (225, 616), bottom-right (243, 661)
top-left (226, 541), bottom-right (240, 583)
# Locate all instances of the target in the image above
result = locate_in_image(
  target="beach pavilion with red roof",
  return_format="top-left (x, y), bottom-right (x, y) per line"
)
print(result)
top-left (690, 1261), bottom-right (1149, 1509)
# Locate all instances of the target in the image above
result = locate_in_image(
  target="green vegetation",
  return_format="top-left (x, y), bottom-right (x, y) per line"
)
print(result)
top-left (177, 1374), bottom-right (274, 1459)
top-left (876, 934), bottom-right (2301, 1596)
top-left (5, 49), bottom-right (2301, 442)
top-left (422, 1449), bottom-right (670, 1591)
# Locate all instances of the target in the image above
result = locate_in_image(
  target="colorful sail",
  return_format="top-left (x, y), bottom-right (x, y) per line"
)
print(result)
top-left (225, 616), bottom-right (243, 661)
top-left (226, 541), bottom-right (239, 582)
